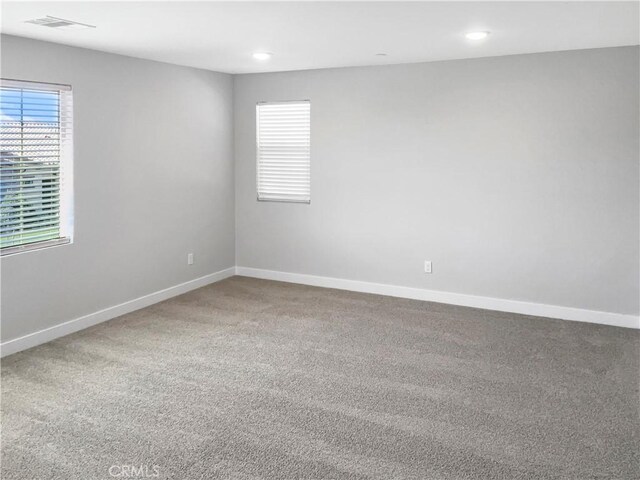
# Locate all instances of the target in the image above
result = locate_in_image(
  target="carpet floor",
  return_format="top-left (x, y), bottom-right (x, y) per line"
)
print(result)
top-left (1, 276), bottom-right (638, 480)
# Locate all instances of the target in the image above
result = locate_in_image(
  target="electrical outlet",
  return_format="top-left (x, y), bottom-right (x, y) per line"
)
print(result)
top-left (187, 253), bottom-right (194, 265)
top-left (424, 261), bottom-right (432, 274)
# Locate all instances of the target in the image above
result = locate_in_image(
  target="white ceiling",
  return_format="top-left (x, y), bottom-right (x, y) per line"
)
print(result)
top-left (1, 1), bottom-right (638, 74)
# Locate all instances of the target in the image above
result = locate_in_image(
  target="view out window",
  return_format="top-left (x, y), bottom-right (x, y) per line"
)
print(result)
top-left (0, 79), bottom-right (73, 255)
top-left (256, 100), bottom-right (310, 203)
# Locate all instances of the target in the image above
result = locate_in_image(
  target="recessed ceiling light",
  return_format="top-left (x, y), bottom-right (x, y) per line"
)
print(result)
top-left (252, 52), bottom-right (273, 61)
top-left (25, 16), bottom-right (95, 31)
top-left (465, 31), bottom-right (490, 41)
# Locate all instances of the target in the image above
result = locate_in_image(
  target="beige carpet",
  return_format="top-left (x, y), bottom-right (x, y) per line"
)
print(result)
top-left (2, 276), bottom-right (639, 479)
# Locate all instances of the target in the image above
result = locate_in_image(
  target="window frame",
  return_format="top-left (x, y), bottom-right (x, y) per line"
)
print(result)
top-left (0, 78), bottom-right (74, 256)
top-left (256, 100), bottom-right (311, 204)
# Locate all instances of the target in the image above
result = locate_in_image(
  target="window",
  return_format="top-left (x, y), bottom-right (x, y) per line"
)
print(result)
top-left (257, 100), bottom-right (310, 203)
top-left (0, 79), bottom-right (73, 255)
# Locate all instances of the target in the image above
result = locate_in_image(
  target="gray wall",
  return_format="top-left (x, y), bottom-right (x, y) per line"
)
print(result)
top-left (235, 47), bottom-right (639, 315)
top-left (2, 38), bottom-right (637, 344)
top-left (1, 35), bottom-right (235, 342)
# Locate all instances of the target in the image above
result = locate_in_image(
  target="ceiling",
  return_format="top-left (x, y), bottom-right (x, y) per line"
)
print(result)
top-left (1, 1), bottom-right (638, 74)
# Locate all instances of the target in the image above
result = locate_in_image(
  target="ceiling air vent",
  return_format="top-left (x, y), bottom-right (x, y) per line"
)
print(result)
top-left (25, 16), bottom-right (95, 31)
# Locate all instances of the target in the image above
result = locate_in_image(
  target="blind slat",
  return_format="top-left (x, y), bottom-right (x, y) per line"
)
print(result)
top-left (1, 214), bottom-right (60, 229)
top-left (1, 231), bottom-right (62, 245)
top-left (1, 180), bottom-right (61, 188)
top-left (1, 192), bottom-right (61, 203)
top-left (1, 220), bottom-right (61, 235)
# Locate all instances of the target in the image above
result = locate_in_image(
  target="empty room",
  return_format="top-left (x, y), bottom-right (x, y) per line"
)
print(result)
top-left (1, 1), bottom-right (638, 479)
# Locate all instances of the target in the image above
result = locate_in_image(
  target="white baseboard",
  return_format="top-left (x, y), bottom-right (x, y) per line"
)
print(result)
top-left (0, 267), bottom-right (236, 358)
top-left (3, 265), bottom-right (636, 358)
top-left (236, 267), bottom-right (639, 330)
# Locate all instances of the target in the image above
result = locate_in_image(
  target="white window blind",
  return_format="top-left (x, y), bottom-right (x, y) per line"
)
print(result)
top-left (1, 79), bottom-right (73, 255)
top-left (257, 101), bottom-right (310, 203)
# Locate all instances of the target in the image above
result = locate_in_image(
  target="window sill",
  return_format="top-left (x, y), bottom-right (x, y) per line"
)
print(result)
top-left (1, 238), bottom-right (71, 257)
